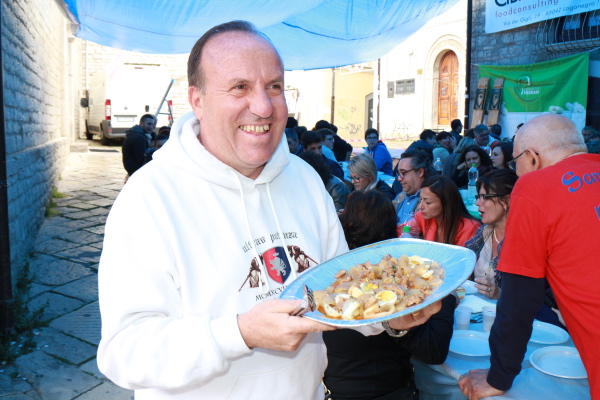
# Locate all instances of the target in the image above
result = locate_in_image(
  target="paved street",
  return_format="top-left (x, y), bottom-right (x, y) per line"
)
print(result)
top-left (1, 144), bottom-right (133, 400)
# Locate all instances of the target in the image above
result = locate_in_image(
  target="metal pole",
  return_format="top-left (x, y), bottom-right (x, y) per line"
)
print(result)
top-left (0, 7), bottom-right (15, 335)
top-left (464, 0), bottom-right (473, 130)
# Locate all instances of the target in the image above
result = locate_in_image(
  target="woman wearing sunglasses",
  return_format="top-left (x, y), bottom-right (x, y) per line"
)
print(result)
top-left (465, 169), bottom-right (518, 298)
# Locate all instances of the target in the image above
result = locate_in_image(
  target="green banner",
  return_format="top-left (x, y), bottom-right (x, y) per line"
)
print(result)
top-left (478, 53), bottom-right (589, 136)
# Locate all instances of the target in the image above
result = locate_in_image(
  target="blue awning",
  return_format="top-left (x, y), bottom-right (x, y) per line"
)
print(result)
top-left (63, 0), bottom-right (459, 71)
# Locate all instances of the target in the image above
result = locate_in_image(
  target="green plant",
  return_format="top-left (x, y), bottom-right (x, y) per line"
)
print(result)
top-left (45, 187), bottom-right (66, 218)
top-left (0, 263), bottom-right (48, 363)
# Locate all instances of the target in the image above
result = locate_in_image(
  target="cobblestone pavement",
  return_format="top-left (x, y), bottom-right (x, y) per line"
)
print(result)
top-left (1, 144), bottom-right (134, 400)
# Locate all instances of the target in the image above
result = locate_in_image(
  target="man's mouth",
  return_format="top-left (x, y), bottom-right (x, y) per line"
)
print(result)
top-left (239, 124), bottom-right (270, 133)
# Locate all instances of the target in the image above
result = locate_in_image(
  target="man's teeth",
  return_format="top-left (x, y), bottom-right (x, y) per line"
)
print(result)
top-left (240, 124), bottom-right (270, 132)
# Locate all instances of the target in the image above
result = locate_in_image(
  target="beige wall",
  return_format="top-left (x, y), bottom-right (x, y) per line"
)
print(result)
top-left (332, 68), bottom-right (374, 140)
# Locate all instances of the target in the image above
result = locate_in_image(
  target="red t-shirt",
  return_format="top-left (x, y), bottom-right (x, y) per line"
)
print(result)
top-left (498, 153), bottom-right (600, 395)
top-left (413, 210), bottom-right (480, 247)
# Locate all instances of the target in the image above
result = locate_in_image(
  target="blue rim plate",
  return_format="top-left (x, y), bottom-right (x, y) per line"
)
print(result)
top-left (280, 238), bottom-right (476, 326)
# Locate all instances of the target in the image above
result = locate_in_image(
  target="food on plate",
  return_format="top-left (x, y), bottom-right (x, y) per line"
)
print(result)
top-left (313, 254), bottom-right (445, 320)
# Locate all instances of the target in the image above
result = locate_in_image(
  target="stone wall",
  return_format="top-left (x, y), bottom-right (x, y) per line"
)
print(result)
top-left (2, 0), bottom-right (74, 282)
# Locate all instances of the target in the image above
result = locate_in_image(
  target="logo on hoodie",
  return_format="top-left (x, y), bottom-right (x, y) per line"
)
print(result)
top-left (263, 247), bottom-right (292, 284)
top-left (238, 245), bottom-right (317, 292)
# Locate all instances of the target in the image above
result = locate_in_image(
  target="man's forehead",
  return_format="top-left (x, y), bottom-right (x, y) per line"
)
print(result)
top-left (203, 31), bottom-right (282, 68)
top-left (399, 157), bottom-right (413, 168)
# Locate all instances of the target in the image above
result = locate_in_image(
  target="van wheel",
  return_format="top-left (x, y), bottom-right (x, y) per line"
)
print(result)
top-left (85, 120), bottom-right (93, 140)
top-left (100, 125), bottom-right (110, 145)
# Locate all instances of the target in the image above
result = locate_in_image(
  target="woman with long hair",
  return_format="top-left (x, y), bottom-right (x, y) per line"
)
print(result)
top-left (490, 142), bottom-right (514, 170)
top-left (412, 175), bottom-right (480, 246)
top-left (324, 190), bottom-right (454, 400)
top-left (465, 169), bottom-right (517, 298)
top-left (451, 145), bottom-right (493, 189)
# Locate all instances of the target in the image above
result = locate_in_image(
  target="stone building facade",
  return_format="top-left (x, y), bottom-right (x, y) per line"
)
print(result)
top-left (2, 0), bottom-right (83, 282)
top-left (469, 0), bottom-right (600, 129)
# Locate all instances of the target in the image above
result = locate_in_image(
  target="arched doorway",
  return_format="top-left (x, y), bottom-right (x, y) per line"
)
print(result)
top-left (437, 51), bottom-right (459, 126)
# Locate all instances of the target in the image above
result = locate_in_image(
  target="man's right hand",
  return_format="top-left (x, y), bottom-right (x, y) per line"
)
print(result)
top-left (237, 299), bottom-right (336, 351)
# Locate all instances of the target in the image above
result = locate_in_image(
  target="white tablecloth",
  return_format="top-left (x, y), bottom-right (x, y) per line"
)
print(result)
top-left (412, 294), bottom-right (590, 400)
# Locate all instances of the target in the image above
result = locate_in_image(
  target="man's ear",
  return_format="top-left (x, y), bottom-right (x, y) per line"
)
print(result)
top-left (530, 151), bottom-right (541, 170)
top-left (188, 86), bottom-right (203, 119)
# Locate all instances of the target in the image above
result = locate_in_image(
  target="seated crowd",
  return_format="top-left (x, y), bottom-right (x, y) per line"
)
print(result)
top-left (284, 116), bottom-right (596, 399)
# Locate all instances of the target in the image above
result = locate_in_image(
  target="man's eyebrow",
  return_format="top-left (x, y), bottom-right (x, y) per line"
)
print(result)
top-left (267, 76), bottom-right (284, 86)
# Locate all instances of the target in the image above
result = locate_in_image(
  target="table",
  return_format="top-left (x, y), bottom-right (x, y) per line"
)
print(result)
top-left (412, 293), bottom-right (590, 400)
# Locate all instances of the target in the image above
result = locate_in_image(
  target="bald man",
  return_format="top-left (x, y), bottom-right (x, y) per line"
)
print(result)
top-left (459, 114), bottom-right (600, 399)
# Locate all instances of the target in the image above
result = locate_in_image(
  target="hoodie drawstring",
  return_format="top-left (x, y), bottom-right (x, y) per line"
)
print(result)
top-left (231, 172), bottom-right (271, 294)
top-left (266, 183), bottom-right (296, 282)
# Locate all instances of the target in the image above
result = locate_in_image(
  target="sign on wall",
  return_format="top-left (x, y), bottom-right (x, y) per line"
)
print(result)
top-left (478, 53), bottom-right (589, 136)
top-left (485, 0), bottom-right (600, 34)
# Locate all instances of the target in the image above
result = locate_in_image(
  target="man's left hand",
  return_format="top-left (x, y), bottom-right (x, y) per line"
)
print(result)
top-left (387, 300), bottom-right (442, 331)
top-left (459, 369), bottom-right (505, 400)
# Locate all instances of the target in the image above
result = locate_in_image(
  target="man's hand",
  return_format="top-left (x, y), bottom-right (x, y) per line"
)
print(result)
top-left (387, 300), bottom-right (442, 331)
top-left (459, 369), bottom-right (505, 400)
top-left (238, 299), bottom-right (336, 351)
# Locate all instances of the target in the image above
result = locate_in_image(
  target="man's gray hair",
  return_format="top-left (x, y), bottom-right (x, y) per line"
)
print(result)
top-left (517, 114), bottom-right (586, 160)
top-left (474, 124), bottom-right (488, 134)
top-left (400, 149), bottom-right (436, 179)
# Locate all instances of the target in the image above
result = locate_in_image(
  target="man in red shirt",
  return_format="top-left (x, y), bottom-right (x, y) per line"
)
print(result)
top-left (459, 114), bottom-right (600, 399)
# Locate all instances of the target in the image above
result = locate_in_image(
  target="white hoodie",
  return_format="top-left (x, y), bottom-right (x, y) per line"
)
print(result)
top-left (97, 113), bottom-right (349, 399)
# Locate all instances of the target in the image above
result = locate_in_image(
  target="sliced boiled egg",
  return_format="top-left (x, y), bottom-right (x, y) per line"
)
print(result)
top-left (375, 290), bottom-right (397, 307)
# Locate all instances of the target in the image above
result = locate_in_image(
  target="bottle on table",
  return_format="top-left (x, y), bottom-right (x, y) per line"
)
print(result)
top-left (400, 225), bottom-right (412, 238)
top-left (434, 157), bottom-right (443, 174)
top-left (467, 163), bottom-right (478, 205)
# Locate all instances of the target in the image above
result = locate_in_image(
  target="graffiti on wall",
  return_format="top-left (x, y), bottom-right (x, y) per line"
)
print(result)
top-left (336, 102), bottom-right (362, 135)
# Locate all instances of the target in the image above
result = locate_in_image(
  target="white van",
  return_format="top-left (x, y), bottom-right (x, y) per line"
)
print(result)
top-left (83, 63), bottom-right (173, 144)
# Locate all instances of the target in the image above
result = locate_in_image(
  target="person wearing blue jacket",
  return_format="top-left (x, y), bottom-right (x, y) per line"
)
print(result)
top-left (364, 128), bottom-right (393, 176)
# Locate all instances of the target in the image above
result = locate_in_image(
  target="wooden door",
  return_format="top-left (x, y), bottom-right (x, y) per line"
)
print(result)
top-left (438, 51), bottom-right (459, 126)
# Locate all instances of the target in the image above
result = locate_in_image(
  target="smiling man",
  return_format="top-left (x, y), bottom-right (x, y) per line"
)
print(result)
top-left (97, 21), bottom-right (347, 400)
top-left (97, 20), bottom-right (441, 400)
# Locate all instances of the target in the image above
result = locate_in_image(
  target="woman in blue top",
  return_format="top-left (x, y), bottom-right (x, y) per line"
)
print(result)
top-left (364, 128), bottom-right (393, 176)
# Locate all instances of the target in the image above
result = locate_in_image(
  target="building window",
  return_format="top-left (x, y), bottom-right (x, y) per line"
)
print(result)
top-left (537, 10), bottom-right (600, 52)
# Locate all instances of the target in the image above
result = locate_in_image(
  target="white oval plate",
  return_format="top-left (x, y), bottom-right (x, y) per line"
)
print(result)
top-left (530, 346), bottom-right (587, 379)
top-left (449, 330), bottom-right (490, 356)
top-left (530, 320), bottom-right (570, 345)
top-left (279, 238), bottom-right (476, 327)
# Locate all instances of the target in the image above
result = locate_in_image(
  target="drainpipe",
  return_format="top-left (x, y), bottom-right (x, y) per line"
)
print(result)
top-left (330, 68), bottom-right (335, 124)
top-left (464, 0), bottom-right (473, 129)
top-left (0, 10), bottom-right (15, 335)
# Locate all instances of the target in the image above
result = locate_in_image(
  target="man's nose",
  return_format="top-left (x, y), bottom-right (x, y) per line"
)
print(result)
top-left (249, 88), bottom-right (273, 119)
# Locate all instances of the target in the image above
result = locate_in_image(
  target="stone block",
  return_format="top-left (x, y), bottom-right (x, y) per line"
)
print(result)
top-left (54, 246), bottom-right (101, 264)
top-left (76, 381), bottom-right (134, 400)
top-left (35, 327), bottom-right (97, 365)
top-left (80, 358), bottom-right (103, 379)
top-left (60, 231), bottom-right (104, 246)
top-left (34, 238), bottom-right (81, 255)
top-left (50, 301), bottom-right (101, 345)
top-left (29, 292), bottom-right (85, 322)
top-left (29, 254), bottom-right (92, 286)
top-left (53, 274), bottom-right (99, 303)
top-left (14, 351), bottom-right (100, 400)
